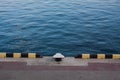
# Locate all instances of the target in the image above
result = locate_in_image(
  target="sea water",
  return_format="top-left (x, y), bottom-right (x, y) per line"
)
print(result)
top-left (0, 0), bottom-right (120, 56)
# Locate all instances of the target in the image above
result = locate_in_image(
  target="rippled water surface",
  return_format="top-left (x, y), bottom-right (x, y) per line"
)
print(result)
top-left (0, 0), bottom-right (120, 56)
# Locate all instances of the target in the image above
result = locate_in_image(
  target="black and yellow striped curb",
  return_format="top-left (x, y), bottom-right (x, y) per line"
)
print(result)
top-left (0, 53), bottom-right (120, 59)
top-left (75, 54), bottom-right (120, 59)
top-left (0, 52), bottom-right (42, 58)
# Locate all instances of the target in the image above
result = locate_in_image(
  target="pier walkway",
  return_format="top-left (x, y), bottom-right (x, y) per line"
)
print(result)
top-left (0, 57), bottom-right (120, 80)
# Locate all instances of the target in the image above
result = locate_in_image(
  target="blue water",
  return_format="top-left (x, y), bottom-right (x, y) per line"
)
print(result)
top-left (0, 0), bottom-right (120, 56)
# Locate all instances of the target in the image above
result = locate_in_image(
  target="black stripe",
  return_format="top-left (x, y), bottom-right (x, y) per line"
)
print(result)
top-left (105, 54), bottom-right (112, 59)
top-left (75, 54), bottom-right (82, 58)
top-left (21, 53), bottom-right (28, 58)
top-left (90, 54), bottom-right (97, 58)
top-left (6, 54), bottom-right (13, 57)
top-left (36, 54), bottom-right (43, 58)
top-left (6, 53), bottom-right (13, 57)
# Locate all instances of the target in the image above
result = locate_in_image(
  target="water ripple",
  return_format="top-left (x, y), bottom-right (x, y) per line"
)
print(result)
top-left (0, 0), bottom-right (120, 56)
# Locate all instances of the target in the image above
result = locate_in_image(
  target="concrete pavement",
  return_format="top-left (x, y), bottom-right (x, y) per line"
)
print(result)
top-left (0, 57), bottom-right (120, 80)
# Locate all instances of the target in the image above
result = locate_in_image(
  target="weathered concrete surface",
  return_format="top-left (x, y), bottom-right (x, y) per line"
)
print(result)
top-left (0, 57), bottom-right (120, 66)
top-left (0, 57), bottom-right (120, 80)
top-left (0, 70), bottom-right (120, 80)
top-left (0, 57), bottom-right (88, 66)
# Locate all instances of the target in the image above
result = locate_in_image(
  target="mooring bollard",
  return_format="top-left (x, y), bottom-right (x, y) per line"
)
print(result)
top-left (53, 53), bottom-right (65, 62)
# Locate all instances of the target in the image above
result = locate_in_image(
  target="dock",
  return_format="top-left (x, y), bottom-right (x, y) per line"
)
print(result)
top-left (0, 56), bottom-right (120, 80)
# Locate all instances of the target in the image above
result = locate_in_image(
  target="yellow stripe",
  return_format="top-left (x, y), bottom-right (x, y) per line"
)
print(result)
top-left (28, 53), bottom-right (36, 58)
top-left (112, 54), bottom-right (120, 59)
top-left (97, 54), bottom-right (105, 59)
top-left (0, 53), bottom-right (6, 58)
top-left (82, 54), bottom-right (90, 59)
top-left (13, 53), bottom-right (21, 58)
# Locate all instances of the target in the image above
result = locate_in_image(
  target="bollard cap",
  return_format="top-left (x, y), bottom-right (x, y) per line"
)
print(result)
top-left (53, 53), bottom-right (65, 58)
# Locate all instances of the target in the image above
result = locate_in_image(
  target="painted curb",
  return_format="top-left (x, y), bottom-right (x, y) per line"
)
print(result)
top-left (0, 52), bottom-right (42, 58)
top-left (0, 53), bottom-right (120, 59)
top-left (75, 54), bottom-right (120, 59)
